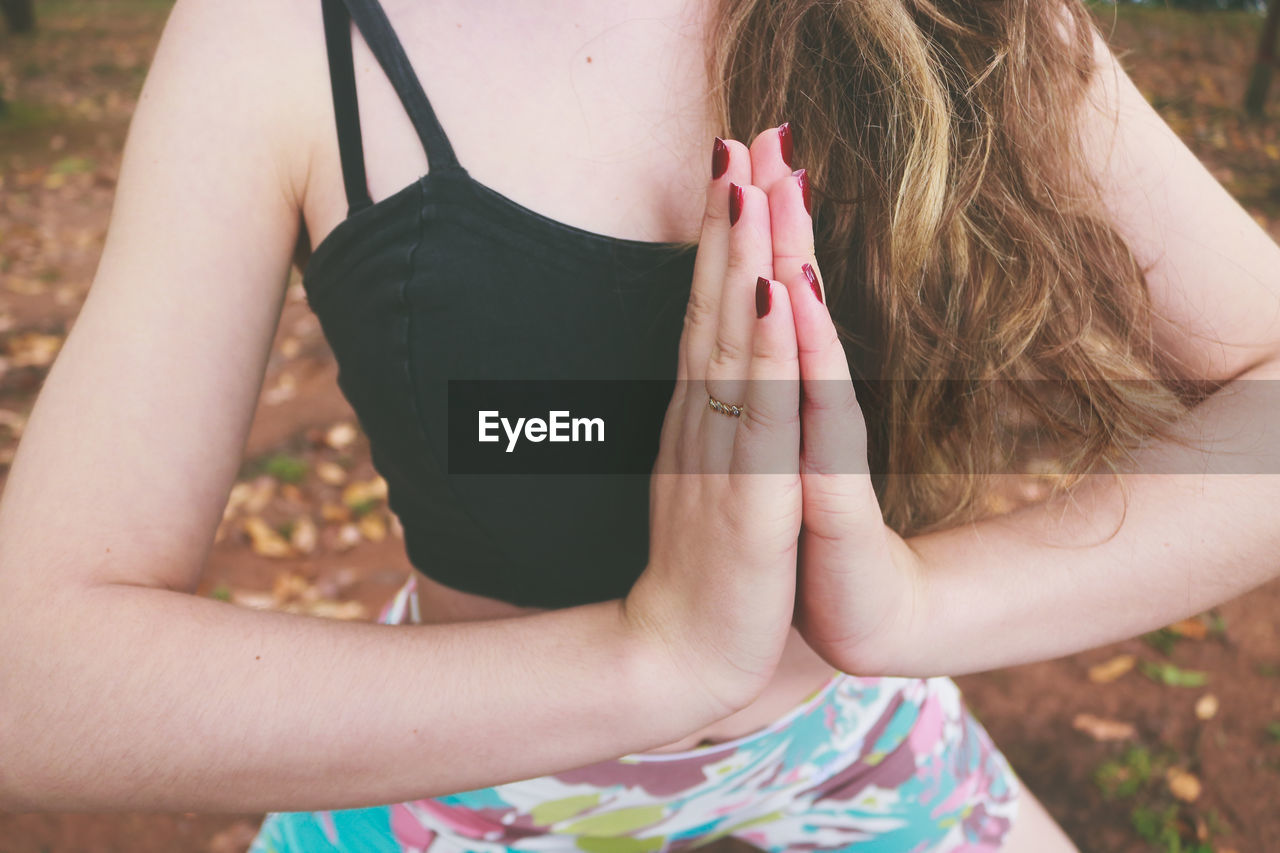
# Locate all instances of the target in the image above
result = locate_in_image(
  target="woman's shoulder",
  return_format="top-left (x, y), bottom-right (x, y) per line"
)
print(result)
top-left (147, 0), bottom-right (335, 211)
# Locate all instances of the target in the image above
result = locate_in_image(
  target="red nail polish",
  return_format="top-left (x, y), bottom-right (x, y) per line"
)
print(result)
top-left (802, 263), bottom-right (823, 304)
top-left (756, 277), bottom-right (772, 318)
top-left (712, 137), bottom-right (729, 180)
top-left (778, 122), bottom-right (793, 168)
top-left (729, 182), bottom-right (744, 226)
top-left (793, 168), bottom-right (810, 215)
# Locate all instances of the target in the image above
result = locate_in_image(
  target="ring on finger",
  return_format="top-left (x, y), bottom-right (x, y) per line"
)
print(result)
top-left (707, 393), bottom-right (745, 418)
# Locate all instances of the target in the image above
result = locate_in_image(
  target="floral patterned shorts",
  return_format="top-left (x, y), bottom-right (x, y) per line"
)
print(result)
top-left (249, 575), bottom-right (1021, 852)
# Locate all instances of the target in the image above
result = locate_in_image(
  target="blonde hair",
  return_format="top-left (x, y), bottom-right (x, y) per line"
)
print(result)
top-left (706, 0), bottom-right (1194, 534)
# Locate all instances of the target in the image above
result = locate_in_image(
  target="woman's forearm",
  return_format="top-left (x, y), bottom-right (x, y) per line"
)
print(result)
top-left (870, 358), bottom-right (1280, 677)
top-left (0, 579), bottom-right (698, 813)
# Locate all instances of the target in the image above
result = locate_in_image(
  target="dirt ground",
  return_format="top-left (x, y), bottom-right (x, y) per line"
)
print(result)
top-left (1, 2), bottom-right (1278, 851)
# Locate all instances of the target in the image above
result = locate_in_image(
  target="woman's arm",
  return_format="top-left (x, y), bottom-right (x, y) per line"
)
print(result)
top-left (0, 0), bottom-right (717, 812)
top-left (853, 30), bottom-right (1280, 678)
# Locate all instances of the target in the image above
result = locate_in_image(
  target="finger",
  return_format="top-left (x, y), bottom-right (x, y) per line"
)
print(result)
top-left (730, 277), bottom-right (800, 477)
top-left (678, 137), bottom-right (751, 383)
top-left (701, 183), bottom-right (774, 470)
top-left (652, 378), bottom-right (685, 476)
top-left (783, 264), bottom-right (868, 482)
top-left (767, 168), bottom-right (823, 302)
top-left (748, 123), bottom-right (795, 194)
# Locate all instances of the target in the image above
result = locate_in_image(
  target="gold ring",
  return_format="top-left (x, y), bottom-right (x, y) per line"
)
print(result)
top-left (707, 394), bottom-right (745, 418)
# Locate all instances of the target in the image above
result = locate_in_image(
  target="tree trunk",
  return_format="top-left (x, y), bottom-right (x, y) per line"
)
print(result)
top-left (1244, 0), bottom-right (1280, 117)
top-left (1, 0), bottom-right (36, 34)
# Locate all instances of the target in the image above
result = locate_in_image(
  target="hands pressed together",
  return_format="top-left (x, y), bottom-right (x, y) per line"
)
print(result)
top-left (622, 125), bottom-right (926, 723)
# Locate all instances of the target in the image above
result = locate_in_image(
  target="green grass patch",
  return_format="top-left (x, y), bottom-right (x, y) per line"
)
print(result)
top-left (0, 99), bottom-right (61, 132)
top-left (1139, 661), bottom-right (1209, 688)
top-left (1205, 611), bottom-right (1227, 637)
top-left (261, 453), bottom-right (308, 484)
top-left (1132, 803), bottom-right (1212, 853)
top-left (1143, 628), bottom-right (1180, 655)
top-left (1096, 743), bottom-right (1230, 852)
top-left (1096, 745), bottom-right (1165, 799)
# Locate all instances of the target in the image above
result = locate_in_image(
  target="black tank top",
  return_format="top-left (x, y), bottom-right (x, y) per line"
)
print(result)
top-left (310, 0), bottom-right (698, 608)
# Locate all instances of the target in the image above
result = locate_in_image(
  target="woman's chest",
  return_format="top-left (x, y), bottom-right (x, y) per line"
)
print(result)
top-left (303, 0), bottom-right (717, 258)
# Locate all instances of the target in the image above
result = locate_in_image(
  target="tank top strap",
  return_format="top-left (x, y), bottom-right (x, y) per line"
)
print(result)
top-left (339, 0), bottom-right (462, 173)
top-left (320, 0), bottom-right (372, 214)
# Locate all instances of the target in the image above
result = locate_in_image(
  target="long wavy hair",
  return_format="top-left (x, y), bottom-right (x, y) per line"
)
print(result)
top-left (703, 0), bottom-right (1201, 535)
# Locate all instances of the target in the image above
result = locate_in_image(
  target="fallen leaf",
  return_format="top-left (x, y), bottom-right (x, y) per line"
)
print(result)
top-left (1088, 655), bottom-right (1136, 684)
top-left (343, 476), bottom-right (388, 510)
top-left (1168, 618), bottom-right (1208, 640)
top-left (325, 421), bottom-right (358, 450)
top-left (263, 371), bottom-right (296, 405)
top-left (358, 512), bottom-right (387, 542)
top-left (316, 461), bottom-right (347, 486)
top-left (1195, 694), bottom-right (1219, 721)
top-left (334, 523), bottom-right (361, 551)
top-left (290, 515), bottom-right (318, 554)
top-left (243, 516), bottom-right (293, 558)
top-left (1165, 767), bottom-right (1201, 802)
top-left (271, 571), bottom-right (310, 603)
top-left (307, 600), bottom-right (367, 621)
top-left (1072, 713), bottom-right (1136, 742)
top-left (6, 331), bottom-right (62, 367)
top-left (320, 501), bottom-right (350, 523)
top-left (222, 482), bottom-right (253, 520)
top-left (243, 476), bottom-right (277, 514)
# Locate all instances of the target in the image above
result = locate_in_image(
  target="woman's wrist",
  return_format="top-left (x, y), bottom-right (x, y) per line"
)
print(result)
top-left (798, 528), bottom-right (927, 678)
top-left (614, 586), bottom-right (749, 732)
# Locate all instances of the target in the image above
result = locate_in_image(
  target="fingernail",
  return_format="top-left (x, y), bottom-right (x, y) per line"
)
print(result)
top-left (793, 168), bottom-right (810, 215)
top-left (778, 122), bottom-right (794, 168)
top-left (802, 263), bottom-right (823, 304)
top-left (756, 277), bottom-right (772, 318)
top-left (711, 137), bottom-right (729, 179)
top-left (729, 182), bottom-right (744, 226)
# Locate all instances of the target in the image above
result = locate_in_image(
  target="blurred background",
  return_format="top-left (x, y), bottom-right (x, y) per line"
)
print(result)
top-left (1, 1), bottom-right (1278, 851)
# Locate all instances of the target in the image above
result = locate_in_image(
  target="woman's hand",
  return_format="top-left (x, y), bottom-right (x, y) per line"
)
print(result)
top-left (748, 126), bottom-right (923, 675)
top-left (622, 137), bottom-right (803, 723)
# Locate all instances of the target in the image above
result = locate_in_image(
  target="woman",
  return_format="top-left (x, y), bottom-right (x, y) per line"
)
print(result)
top-left (1, 0), bottom-right (1277, 850)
